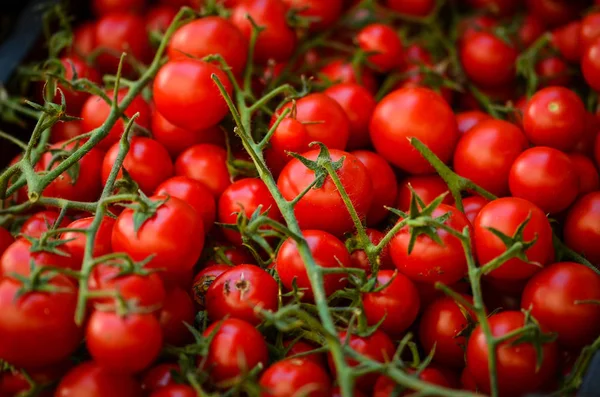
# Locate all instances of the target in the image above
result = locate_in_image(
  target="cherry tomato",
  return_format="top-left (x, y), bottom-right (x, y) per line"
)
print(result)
top-left (92, 0), bottom-right (144, 16)
top-left (159, 287), bottom-right (196, 346)
top-left (460, 367), bottom-right (479, 392)
top-left (527, 0), bottom-right (585, 27)
top-left (319, 59), bottom-right (378, 94)
top-left (356, 23), bottom-right (404, 72)
top-left (265, 117), bottom-right (310, 176)
top-left (583, 36), bottom-right (600, 91)
top-left (150, 385), bottom-right (197, 397)
top-left (0, 363), bottom-right (69, 397)
top-left (175, 144), bottom-right (231, 198)
top-left (141, 363), bottom-right (179, 392)
top-left (191, 264), bottom-right (230, 310)
top-left (564, 192), bottom-right (600, 265)
top-left (461, 196), bottom-right (489, 225)
top-left (54, 56), bottom-right (101, 113)
top-left (145, 5), bottom-right (177, 33)
top-left (373, 369), bottom-right (451, 396)
top-left (460, 31), bottom-right (518, 88)
top-left (1, 237), bottom-right (77, 276)
top-left (283, 340), bottom-right (326, 368)
top-left (70, 22), bottom-right (97, 59)
top-left (51, 120), bottom-right (85, 143)
top-left (466, 0), bottom-right (519, 16)
top-left (348, 228), bottom-right (394, 273)
top-left (55, 362), bottom-right (142, 397)
top-left (455, 110), bottom-right (492, 135)
top-left (518, 14), bottom-right (546, 48)
top-left (0, 227), bottom-right (13, 258)
top-left (550, 21), bottom-right (581, 63)
top-left (20, 210), bottom-right (70, 238)
top-left (259, 359), bottom-right (332, 397)
top-left (535, 57), bottom-right (571, 87)
top-left (384, 0), bottom-right (435, 16)
top-left (60, 216), bottom-right (115, 266)
top-left (568, 153), bottom-right (600, 196)
top-left (283, 0), bottom-right (342, 31)
top-left (396, 175), bottom-right (452, 212)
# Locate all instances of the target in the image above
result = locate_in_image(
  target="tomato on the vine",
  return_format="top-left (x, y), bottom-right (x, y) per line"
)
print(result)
top-left (356, 23), bottom-right (404, 72)
top-left (259, 359), bottom-right (332, 397)
top-left (396, 175), bottom-right (452, 212)
top-left (20, 210), bottom-right (70, 238)
top-left (159, 287), bottom-right (196, 346)
top-left (348, 228), bottom-right (394, 273)
top-left (1, 238), bottom-right (78, 276)
top-left (175, 144), bottom-right (231, 198)
top-left (55, 362), bottom-right (142, 397)
top-left (60, 216), bottom-right (115, 265)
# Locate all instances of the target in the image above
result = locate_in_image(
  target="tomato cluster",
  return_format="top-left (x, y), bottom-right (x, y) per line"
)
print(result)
top-left (1, 0), bottom-right (600, 396)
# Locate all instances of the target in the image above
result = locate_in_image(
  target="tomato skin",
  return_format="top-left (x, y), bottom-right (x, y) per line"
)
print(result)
top-left (277, 230), bottom-right (350, 300)
top-left (153, 59), bottom-right (232, 132)
top-left (535, 57), bottom-right (571, 87)
top-left (396, 175), bottom-right (452, 212)
top-left (583, 37), bottom-right (600, 91)
top-left (390, 204), bottom-right (472, 285)
top-left (265, 118), bottom-right (310, 176)
top-left (205, 264), bottom-right (278, 325)
top-left (92, 0), bottom-right (145, 16)
top-left (175, 144), bottom-right (231, 198)
top-left (70, 22), bottom-right (97, 58)
top-left (596, 131), bottom-right (600, 168)
top-left (283, 0), bottom-right (342, 31)
top-left (150, 385), bottom-right (197, 397)
top-left (384, 0), bottom-right (435, 16)
top-left (508, 147), bottom-right (579, 214)
top-left (283, 340), bottom-right (326, 368)
top-left (55, 57), bottom-right (101, 113)
top-left (466, 0), bottom-right (519, 16)
top-left (167, 16), bottom-right (248, 76)
top-left (0, 227), bottom-right (13, 258)
top-left (370, 87), bottom-right (458, 175)
top-left (460, 367), bottom-right (479, 392)
top-left (141, 363), bottom-right (179, 392)
top-left (191, 264), bottom-right (230, 310)
top-left (20, 210), bottom-right (71, 238)
top-left (145, 5), bottom-right (177, 33)
top-left (356, 23), bottom-right (404, 72)
top-left (455, 110), bottom-right (492, 135)
top-left (60, 216), bottom-right (115, 265)
top-left (0, 238), bottom-right (77, 276)
top-left (373, 369), bottom-right (451, 396)
top-left (159, 287), bottom-right (196, 346)
top-left (568, 153), bottom-right (600, 196)
top-left (55, 362), bottom-right (142, 397)
top-left (362, 270), bottom-right (420, 337)
top-left (319, 59), bottom-right (378, 94)
top-left (461, 196), bottom-right (489, 225)
top-left (349, 228), bottom-right (394, 273)
top-left (259, 359), bottom-right (332, 397)
top-left (0, 363), bottom-right (69, 397)
top-left (551, 21), bottom-right (581, 63)
top-left (564, 192), bottom-right (600, 265)
top-left (474, 197), bottom-right (554, 280)
top-left (518, 14), bottom-right (546, 48)
top-left (199, 318), bottom-right (269, 383)
top-left (278, 149), bottom-right (372, 236)
top-left (466, 311), bottom-right (558, 396)
top-left (460, 31), bottom-right (517, 88)
top-left (0, 275), bottom-right (82, 370)
top-left (351, 150), bottom-right (398, 225)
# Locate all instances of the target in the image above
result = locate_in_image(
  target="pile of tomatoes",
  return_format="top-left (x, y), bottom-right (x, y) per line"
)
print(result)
top-left (1, 0), bottom-right (600, 396)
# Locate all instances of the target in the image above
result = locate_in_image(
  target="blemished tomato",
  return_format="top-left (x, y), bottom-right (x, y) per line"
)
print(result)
top-left (150, 385), bottom-right (197, 397)
top-left (159, 287), bottom-right (196, 346)
top-left (92, 0), bottom-right (144, 16)
top-left (396, 175), bottom-right (452, 212)
top-left (86, 310), bottom-right (163, 374)
top-left (362, 270), bottom-right (420, 337)
top-left (1, 237), bottom-right (77, 276)
top-left (461, 196), bottom-right (489, 225)
top-left (466, 311), bottom-right (558, 396)
top-left (390, 204), bottom-right (472, 285)
top-left (175, 144), bottom-right (231, 198)
top-left (0, 275), bottom-right (82, 369)
top-left (348, 228), bottom-right (394, 273)
top-left (145, 5), bottom-right (177, 33)
top-left (356, 23), bottom-right (404, 72)
top-left (474, 197), bottom-right (554, 280)
top-left (551, 21), bottom-right (581, 63)
top-left (205, 264), bottom-right (278, 325)
top-left (283, 340), bottom-right (326, 368)
top-left (199, 318), bottom-right (269, 383)
top-left (0, 227), bottom-right (13, 258)
top-left (167, 16), bottom-right (248, 76)
top-left (509, 147), bottom-right (579, 214)
top-left (460, 31), bottom-right (518, 88)
top-left (283, 0), bottom-right (343, 31)
top-left (455, 110), bottom-right (492, 135)
top-left (370, 87), bottom-right (459, 175)
top-left (319, 59), bottom-right (379, 94)
top-left (277, 230), bottom-right (350, 300)
top-left (259, 359), bottom-right (332, 397)
top-left (141, 363), bottom-right (179, 392)
top-left (265, 117), bottom-right (310, 176)
top-left (153, 59), bottom-right (232, 132)
top-left (60, 216), bottom-right (115, 265)
top-left (583, 37), bottom-right (600, 91)
top-left (278, 149), bottom-right (373, 236)
top-left (384, 0), bottom-right (435, 16)
top-left (55, 362), bottom-right (142, 397)
top-left (54, 56), bottom-right (101, 113)
top-left (568, 153), bottom-right (600, 196)
top-left (564, 192), bottom-right (600, 265)
top-left (373, 368), bottom-right (451, 396)
top-left (191, 264), bottom-right (231, 309)
top-left (535, 57), bottom-right (571, 87)
top-left (20, 210), bottom-right (70, 238)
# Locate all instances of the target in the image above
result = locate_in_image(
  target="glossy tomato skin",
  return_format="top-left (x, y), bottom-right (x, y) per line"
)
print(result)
top-left (199, 318), bottom-right (269, 383)
top-left (569, 153), bottom-right (600, 196)
top-left (508, 146), bottom-right (579, 214)
top-left (474, 197), bottom-right (554, 280)
top-left (396, 175), bottom-right (452, 212)
top-left (191, 264), bottom-right (230, 310)
top-left (551, 21), bottom-right (581, 63)
top-left (362, 270), bottom-right (420, 337)
top-left (278, 149), bottom-right (373, 236)
top-left (283, 340), bottom-right (326, 368)
top-left (390, 204), bottom-right (472, 285)
top-left (175, 144), bottom-right (231, 198)
top-left (348, 228), bottom-right (394, 273)
top-left (0, 275), bottom-right (82, 369)
top-left (384, 0), bottom-right (435, 16)
top-left (60, 216), bottom-right (115, 266)
top-left (370, 87), bottom-right (458, 174)
top-left (583, 37), bottom-right (600, 91)
top-left (277, 230), bottom-right (350, 300)
top-left (283, 0), bottom-right (342, 31)
top-left (521, 262), bottom-right (600, 349)
top-left (453, 119), bottom-right (528, 197)
top-left (0, 238), bottom-right (77, 276)
top-left (564, 192), bottom-right (600, 265)
top-left (265, 118), bottom-right (310, 176)
top-left (535, 57), bottom-right (570, 87)
top-left (55, 56), bottom-right (101, 113)
top-left (356, 23), bottom-right (404, 72)
top-left (55, 362), bottom-right (142, 397)
top-left (460, 31), bottom-right (517, 88)
top-left (455, 110), bottom-right (492, 135)
top-left (461, 196), bottom-right (489, 225)
top-left (466, 311), bottom-right (558, 396)
top-left (319, 59), bottom-right (378, 94)
top-left (259, 359), bottom-right (332, 397)
top-left (141, 363), bottom-right (179, 392)
top-left (159, 287), bottom-right (196, 346)
top-left (20, 210), bottom-right (70, 238)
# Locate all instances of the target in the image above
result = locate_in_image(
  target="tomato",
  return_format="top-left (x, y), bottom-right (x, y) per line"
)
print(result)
top-left (362, 270), bottom-right (420, 337)
top-left (458, 15), bottom-right (498, 44)
top-left (153, 59), bottom-right (232, 131)
top-left (564, 192), bottom-right (600, 265)
top-left (60, 216), bottom-right (115, 266)
top-left (145, 5), bottom-right (177, 33)
top-left (419, 295), bottom-right (475, 368)
top-left (535, 57), bottom-right (571, 87)
top-left (92, 0), bottom-right (144, 16)
top-left (325, 83), bottom-right (377, 151)
top-left (0, 363), bottom-right (69, 397)
top-left (283, 0), bottom-right (342, 31)
top-left (474, 197), bottom-right (554, 280)
top-left (319, 59), bottom-right (378, 94)
top-left (356, 23), bottom-right (404, 72)
top-left (390, 204), bottom-right (471, 285)
top-left (370, 87), bottom-right (458, 175)
top-left (231, 0), bottom-right (297, 64)
top-left (0, 275), bottom-right (81, 369)
top-left (141, 363), bottom-right (179, 392)
top-left (150, 385), bottom-right (197, 397)
top-left (167, 16), bottom-right (248, 76)
top-left (55, 362), bottom-right (142, 397)
top-left (466, 311), bottom-right (558, 396)
top-left (265, 117), bottom-right (310, 176)
top-left (51, 120), bottom-right (84, 143)
top-left (54, 56), bottom-right (101, 113)
top-left (259, 359), bottom-right (332, 397)
top-left (551, 21), bottom-right (581, 63)
top-left (199, 318), bottom-right (269, 383)
top-left (465, 0), bottom-right (519, 16)
top-left (509, 147), bottom-right (579, 214)
top-left (527, 0), bottom-right (585, 27)
top-left (86, 310), bottom-right (163, 374)
top-left (175, 144), bottom-right (231, 198)
top-left (283, 340), bottom-right (326, 368)
top-left (277, 230), bottom-right (350, 300)
top-left (205, 264), bottom-right (278, 324)
top-left (460, 367), bottom-right (479, 392)
top-left (1, 238), bottom-right (77, 276)
top-left (80, 89), bottom-right (151, 151)
top-left (568, 153), bottom-right (600, 196)
top-left (596, 130), bottom-right (600, 167)
top-left (102, 137), bottom-right (173, 195)
top-left (384, 0), bottom-right (435, 16)
top-left (0, 227), bottom-right (13, 258)
top-left (396, 175), bottom-right (452, 212)
top-left (373, 369), bottom-right (451, 396)
top-left (111, 195), bottom-right (205, 283)
top-left (455, 110), bottom-right (492, 135)
top-left (582, 37), bottom-right (600, 91)
top-left (461, 196), bottom-right (489, 225)
top-left (20, 210), bottom-right (70, 238)
top-left (70, 22), bottom-right (97, 59)
top-left (191, 264), bottom-right (230, 309)
top-left (278, 149), bottom-right (372, 236)
top-left (460, 31), bottom-right (518, 88)
top-left (348, 228), bottom-right (394, 273)
top-left (518, 14), bottom-right (546, 48)
top-left (159, 287), bottom-right (196, 346)
top-left (155, 176), bottom-right (216, 232)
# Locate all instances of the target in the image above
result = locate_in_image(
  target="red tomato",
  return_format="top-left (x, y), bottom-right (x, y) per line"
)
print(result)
top-left (390, 204), bottom-right (472, 285)
top-left (51, 120), bottom-right (84, 143)
top-left (199, 318), bottom-right (269, 383)
top-left (1, 238), bottom-right (77, 276)
top-left (373, 368), bottom-right (451, 396)
top-left (568, 153), bottom-right (600, 196)
top-left (0, 363), bottom-right (69, 397)
top-left (518, 14), bottom-right (546, 48)
top-left (455, 110), bottom-right (492, 135)
top-left (582, 37), bottom-right (600, 91)
top-left (191, 264), bottom-right (230, 310)
top-left (564, 192), bottom-right (600, 265)
top-left (458, 15), bottom-right (498, 44)
top-left (55, 56), bottom-right (101, 113)
top-left (150, 385), bottom-right (197, 397)
top-left (0, 275), bottom-right (82, 369)
top-left (55, 362), bottom-right (142, 397)
top-left (259, 359), bottom-right (332, 397)
top-left (153, 59), bottom-right (232, 131)
top-left (20, 210), bottom-right (70, 238)
top-left (460, 31), bottom-right (518, 88)
top-left (596, 131), bottom-right (600, 167)
top-left (362, 270), bottom-right (420, 336)
top-left (141, 363), bottom-right (179, 392)
top-left (461, 196), bottom-right (489, 225)
top-left (60, 216), bottom-right (115, 266)
top-left (283, 0), bottom-right (342, 31)
top-left (167, 16), bottom-right (248, 76)
top-left (145, 5), bottom-right (177, 33)
top-left (92, 0), bottom-right (145, 16)
top-left (509, 147), bottom-right (579, 214)
top-left (466, 311), bottom-right (558, 396)
top-left (356, 23), bottom-right (404, 72)
top-left (283, 340), bottom-right (326, 368)
top-left (0, 227), bottom-right (13, 258)
top-left (319, 59), bottom-right (378, 94)
top-left (175, 144), bottom-right (231, 198)
top-left (473, 197), bottom-right (554, 280)
top-left (265, 118), bottom-right (310, 176)
top-left (159, 287), bottom-right (196, 346)
top-left (465, 0), bottom-right (519, 16)
top-left (551, 21), bottom-right (581, 63)
top-left (396, 175), bottom-right (452, 212)
top-left (460, 367), bottom-right (479, 392)
top-left (526, 0), bottom-right (584, 27)
top-left (277, 230), bottom-right (350, 300)
top-left (370, 87), bottom-right (458, 174)
top-left (535, 57), bottom-right (571, 87)
top-left (384, 0), bottom-right (435, 16)
top-left (71, 22), bottom-right (97, 58)
top-left (348, 228), bottom-right (394, 273)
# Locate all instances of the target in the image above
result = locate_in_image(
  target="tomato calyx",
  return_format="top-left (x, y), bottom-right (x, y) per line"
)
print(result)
top-left (8, 266), bottom-right (76, 298)
top-left (288, 142), bottom-right (344, 190)
top-left (122, 192), bottom-right (168, 234)
top-left (22, 233), bottom-right (71, 258)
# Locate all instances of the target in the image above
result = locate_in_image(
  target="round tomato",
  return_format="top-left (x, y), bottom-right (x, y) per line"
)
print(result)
top-left (348, 228), bottom-right (394, 273)
top-left (527, 0), bottom-right (585, 27)
top-left (1, 237), bottom-right (77, 276)
top-left (259, 359), bottom-right (332, 397)
top-left (583, 37), bottom-right (600, 91)
top-left (356, 23), bottom-right (403, 72)
top-left (461, 196), bottom-right (489, 225)
top-left (460, 31), bottom-right (518, 88)
top-left (384, 0), bottom-right (435, 16)
top-left (396, 175), bottom-right (452, 212)
top-left (70, 22), bottom-right (97, 58)
top-left (283, 340), bottom-right (326, 368)
top-left (159, 287), bottom-right (196, 346)
top-left (51, 120), bottom-right (84, 143)
top-left (465, 0), bottom-right (519, 16)
top-left (60, 216), bottom-right (115, 265)
top-left (455, 110), bottom-right (492, 135)
top-left (175, 144), bottom-right (231, 198)
top-left (20, 210), bottom-right (70, 238)
top-left (564, 192), bottom-right (600, 266)
top-left (535, 57), bottom-right (571, 87)
top-left (0, 227), bottom-right (13, 258)
top-left (141, 363), bottom-right (179, 392)
top-left (519, 14), bottom-right (546, 47)
top-left (265, 117), bottom-right (310, 176)
top-left (568, 153), bottom-right (600, 196)
top-left (55, 362), bottom-right (142, 397)
top-left (319, 59), bottom-right (378, 94)
top-left (550, 21), bottom-right (581, 63)
top-left (283, 0), bottom-right (342, 31)
top-left (145, 5), bottom-right (177, 33)
top-left (191, 264), bottom-right (230, 310)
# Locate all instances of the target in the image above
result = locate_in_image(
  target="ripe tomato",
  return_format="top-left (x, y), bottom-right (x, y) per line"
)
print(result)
top-left (145, 5), bottom-right (177, 33)
top-left (70, 22), bottom-right (97, 59)
top-left (283, 0), bottom-right (342, 31)
top-left (55, 362), bottom-right (142, 397)
top-left (362, 270), bottom-right (420, 336)
top-left (141, 363), bottom-right (179, 392)
top-left (466, 311), bottom-right (558, 396)
top-left (373, 368), bottom-right (451, 396)
top-left (356, 23), bottom-right (404, 72)
top-left (153, 59), bottom-right (232, 131)
top-left (348, 228), bottom-right (394, 273)
top-left (564, 192), bottom-right (600, 265)
top-left (278, 149), bottom-right (372, 236)
top-left (92, 0), bottom-right (144, 16)
top-left (390, 204), bottom-right (471, 285)
top-left (60, 216), bottom-right (115, 266)
top-left (461, 196), bottom-right (489, 225)
top-left (265, 117), bottom-right (310, 176)
top-left (396, 175), bottom-right (452, 212)
top-left (0, 227), bottom-right (13, 258)
top-left (259, 359), bottom-right (332, 397)
top-left (319, 59), bottom-right (378, 94)
top-left (535, 57), bottom-right (571, 87)
top-left (527, 0), bottom-right (585, 27)
top-left (518, 14), bottom-right (546, 47)
top-left (167, 16), bottom-right (248, 76)
top-left (0, 275), bottom-right (82, 369)
top-left (191, 264), bottom-right (230, 310)
top-left (51, 120), bottom-right (84, 143)
top-left (283, 340), bottom-right (326, 368)
top-left (0, 363), bottom-right (69, 397)
top-left (20, 210), bottom-right (70, 238)
top-left (175, 144), bottom-right (231, 198)
top-left (568, 153), bottom-right (600, 196)
top-left (465, 0), bottom-right (519, 16)
top-left (54, 57), bottom-right (101, 113)
top-left (581, 12), bottom-right (600, 51)
top-left (150, 385), bottom-right (197, 397)
top-left (1, 238), bottom-right (77, 276)
top-left (582, 37), bottom-right (600, 91)
top-left (550, 21), bottom-right (581, 63)
top-left (370, 87), bottom-right (458, 175)
top-left (455, 110), bottom-right (492, 135)
top-left (277, 230), bottom-right (350, 300)
top-left (159, 287), bottom-right (196, 346)
top-left (384, 0), bottom-right (435, 16)
top-left (199, 318), bottom-right (269, 383)
top-left (460, 31), bottom-right (518, 88)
